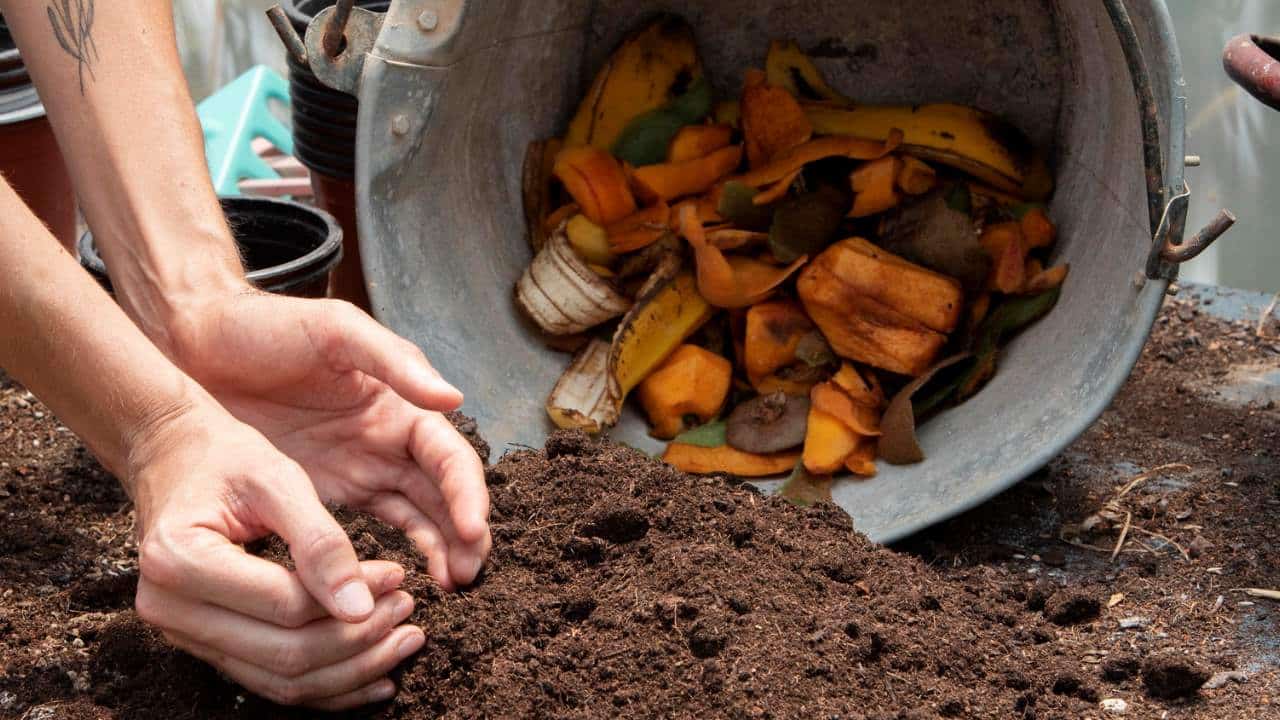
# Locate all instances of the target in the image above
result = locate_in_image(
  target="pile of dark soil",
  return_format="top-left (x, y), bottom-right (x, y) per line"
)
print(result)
top-left (0, 294), bottom-right (1276, 719)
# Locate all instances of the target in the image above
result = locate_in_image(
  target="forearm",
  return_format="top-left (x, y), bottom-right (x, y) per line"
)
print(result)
top-left (0, 174), bottom-right (204, 488)
top-left (0, 0), bottom-right (246, 350)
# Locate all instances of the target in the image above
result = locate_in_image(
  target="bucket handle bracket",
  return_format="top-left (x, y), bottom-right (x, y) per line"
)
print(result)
top-left (266, 2), bottom-right (384, 96)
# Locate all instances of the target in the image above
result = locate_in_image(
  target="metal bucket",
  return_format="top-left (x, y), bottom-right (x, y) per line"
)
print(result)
top-left (289, 0), bottom-right (1227, 541)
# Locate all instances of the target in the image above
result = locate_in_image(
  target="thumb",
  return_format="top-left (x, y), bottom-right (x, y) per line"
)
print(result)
top-left (254, 463), bottom-right (373, 623)
top-left (316, 302), bottom-right (464, 412)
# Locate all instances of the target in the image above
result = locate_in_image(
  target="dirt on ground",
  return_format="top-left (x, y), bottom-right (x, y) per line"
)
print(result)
top-left (0, 294), bottom-right (1277, 719)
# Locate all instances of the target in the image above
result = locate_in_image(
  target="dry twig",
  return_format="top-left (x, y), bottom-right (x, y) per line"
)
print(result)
top-left (1258, 292), bottom-right (1279, 339)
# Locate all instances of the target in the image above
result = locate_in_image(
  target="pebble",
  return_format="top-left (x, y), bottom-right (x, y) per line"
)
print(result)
top-left (1100, 698), bottom-right (1128, 714)
top-left (1203, 671), bottom-right (1249, 690)
top-left (1118, 616), bottom-right (1151, 630)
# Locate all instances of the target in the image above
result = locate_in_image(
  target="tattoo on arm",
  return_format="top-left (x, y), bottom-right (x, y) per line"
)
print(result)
top-left (46, 0), bottom-right (98, 94)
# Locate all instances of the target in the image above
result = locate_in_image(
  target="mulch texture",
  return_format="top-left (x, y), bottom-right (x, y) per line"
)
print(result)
top-left (0, 294), bottom-right (1276, 719)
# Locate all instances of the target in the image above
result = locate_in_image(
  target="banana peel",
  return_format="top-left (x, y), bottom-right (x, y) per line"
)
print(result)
top-left (765, 40), bottom-right (852, 106)
top-left (611, 270), bottom-right (715, 395)
top-left (566, 15), bottom-right (703, 151)
top-left (516, 224), bottom-right (631, 336)
top-left (546, 339), bottom-right (619, 433)
top-left (546, 265), bottom-right (712, 434)
top-left (522, 138), bottom-right (562, 253)
top-left (804, 103), bottom-right (1052, 200)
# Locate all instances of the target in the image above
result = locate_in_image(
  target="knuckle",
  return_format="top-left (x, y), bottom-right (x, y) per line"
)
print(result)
top-left (137, 529), bottom-right (184, 588)
top-left (265, 678), bottom-right (307, 707)
top-left (271, 640), bottom-right (312, 678)
top-left (133, 585), bottom-right (165, 626)
top-left (268, 589), bottom-right (311, 629)
top-left (300, 526), bottom-right (352, 566)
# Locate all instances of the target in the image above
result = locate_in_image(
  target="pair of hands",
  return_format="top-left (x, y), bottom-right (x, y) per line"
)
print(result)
top-left (126, 289), bottom-right (489, 710)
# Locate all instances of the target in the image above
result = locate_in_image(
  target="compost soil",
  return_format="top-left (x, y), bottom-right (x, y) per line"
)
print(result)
top-left (1, 294), bottom-right (1277, 719)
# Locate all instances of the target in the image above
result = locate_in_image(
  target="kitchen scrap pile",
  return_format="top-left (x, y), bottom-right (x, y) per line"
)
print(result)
top-left (517, 15), bottom-right (1069, 483)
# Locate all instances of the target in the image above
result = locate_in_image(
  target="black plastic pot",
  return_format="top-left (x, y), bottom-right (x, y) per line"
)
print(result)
top-left (79, 197), bottom-right (343, 298)
top-left (282, 0), bottom-right (388, 179)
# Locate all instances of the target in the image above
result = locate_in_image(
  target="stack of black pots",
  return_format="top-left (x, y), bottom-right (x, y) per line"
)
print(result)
top-left (283, 0), bottom-right (389, 181)
top-left (281, 0), bottom-right (387, 309)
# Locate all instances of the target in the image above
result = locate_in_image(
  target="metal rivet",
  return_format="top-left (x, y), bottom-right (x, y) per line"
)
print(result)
top-left (391, 114), bottom-right (409, 136)
top-left (1184, 154), bottom-right (1201, 167)
top-left (417, 10), bottom-right (439, 31)
top-left (1166, 282), bottom-right (1181, 296)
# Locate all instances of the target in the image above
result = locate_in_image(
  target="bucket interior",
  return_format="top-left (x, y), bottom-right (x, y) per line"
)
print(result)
top-left (357, 0), bottom-right (1177, 541)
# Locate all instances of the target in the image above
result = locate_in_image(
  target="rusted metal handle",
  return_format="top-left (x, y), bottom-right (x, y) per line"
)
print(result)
top-left (1161, 208), bottom-right (1236, 264)
top-left (266, 0), bottom-right (357, 65)
top-left (322, 0), bottom-right (356, 58)
top-left (266, 5), bottom-right (307, 66)
top-left (1224, 34), bottom-right (1280, 111)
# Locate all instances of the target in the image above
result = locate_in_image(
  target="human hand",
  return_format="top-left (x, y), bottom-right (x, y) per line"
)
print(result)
top-left (164, 288), bottom-right (490, 591)
top-left (129, 402), bottom-right (425, 710)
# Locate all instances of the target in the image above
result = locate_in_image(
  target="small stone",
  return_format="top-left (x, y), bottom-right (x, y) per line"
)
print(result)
top-left (1100, 698), bottom-right (1128, 714)
top-left (1203, 670), bottom-right (1248, 689)
top-left (1118, 616), bottom-right (1150, 630)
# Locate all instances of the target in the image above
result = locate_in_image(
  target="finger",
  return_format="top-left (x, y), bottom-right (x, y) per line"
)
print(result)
top-left (318, 304), bottom-right (464, 412)
top-left (143, 524), bottom-right (403, 627)
top-left (306, 679), bottom-right (398, 711)
top-left (407, 412), bottom-right (490, 545)
top-left (250, 465), bottom-right (374, 623)
top-left (368, 494), bottom-right (454, 590)
top-left (143, 586), bottom-right (415, 677)
top-left (186, 624), bottom-right (425, 707)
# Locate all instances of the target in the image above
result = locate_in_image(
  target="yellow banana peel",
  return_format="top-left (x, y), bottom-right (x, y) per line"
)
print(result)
top-left (565, 15), bottom-right (703, 151)
top-left (804, 103), bottom-right (1052, 200)
top-left (766, 40), bottom-right (853, 106)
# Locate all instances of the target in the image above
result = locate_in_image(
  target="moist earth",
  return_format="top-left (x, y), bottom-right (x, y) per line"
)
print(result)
top-left (0, 294), bottom-right (1277, 719)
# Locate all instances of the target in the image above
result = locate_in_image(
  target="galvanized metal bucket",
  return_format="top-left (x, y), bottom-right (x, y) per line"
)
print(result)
top-left (279, 0), bottom-right (1230, 542)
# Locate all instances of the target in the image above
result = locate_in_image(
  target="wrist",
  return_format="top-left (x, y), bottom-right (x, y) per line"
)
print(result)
top-left (87, 194), bottom-right (250, 355)
top-left (121, 380), bottom-right (218, 527)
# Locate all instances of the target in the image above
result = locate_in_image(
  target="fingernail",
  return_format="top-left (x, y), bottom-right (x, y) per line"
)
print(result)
top-left (372, 680), bottom-right (396, 702)
top-left (455, 553), bottom-right (484, 586)
top-left (397, 629), bottom-right (425, 658)
top-left (334, 581), bottom-right (374, 618)
top-left (394, 593), bottom-right (414, 619)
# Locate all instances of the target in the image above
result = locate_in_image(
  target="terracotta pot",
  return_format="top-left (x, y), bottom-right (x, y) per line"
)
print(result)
top-left (0, 19), bottom-right (76, 253)
top-left (0, 115), bottom-right (76, 252)
top-left (310, 170), bottom-right (368, 309)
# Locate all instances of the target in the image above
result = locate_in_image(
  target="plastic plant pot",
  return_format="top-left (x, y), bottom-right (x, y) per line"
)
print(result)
top-left (79, 196), bottom-right (343, 298)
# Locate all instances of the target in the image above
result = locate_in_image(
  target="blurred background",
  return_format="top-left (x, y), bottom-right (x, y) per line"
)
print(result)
top-left (173, 0), bottom-right (1277, 293)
